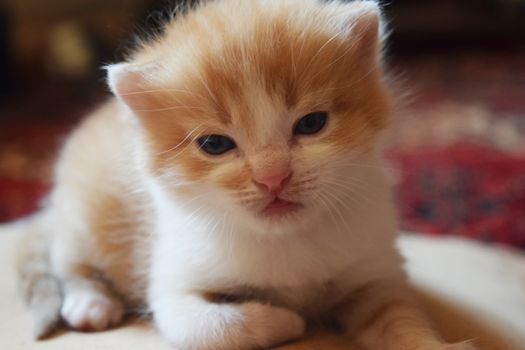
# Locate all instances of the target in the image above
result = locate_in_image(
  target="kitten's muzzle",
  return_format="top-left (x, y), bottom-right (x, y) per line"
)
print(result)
top-left (260, 196), bottom-right (301, 217)
top-left (252, 170), bottom-right (292, 195)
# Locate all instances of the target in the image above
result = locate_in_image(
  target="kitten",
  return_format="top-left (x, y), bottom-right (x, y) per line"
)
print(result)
top-left (17, 1), bottom-right (476, 349)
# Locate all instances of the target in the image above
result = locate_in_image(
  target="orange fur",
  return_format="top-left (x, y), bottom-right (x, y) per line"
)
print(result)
top-left (112, 0), bottom-right (391, 193)
top-left (18, 1), bottom-right (477, 349)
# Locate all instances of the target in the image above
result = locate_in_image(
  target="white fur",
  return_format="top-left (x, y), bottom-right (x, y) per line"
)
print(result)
top-left (143, 120), bottom-right (404, 348)
top-left (21, 1), bottom-right (466, 349)
top-left (61, 289), bottom-right (123, 331)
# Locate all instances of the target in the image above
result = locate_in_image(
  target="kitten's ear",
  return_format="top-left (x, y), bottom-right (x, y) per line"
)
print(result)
top-left (105, 62), bottom-right (158, 110)
top-left (340, 1), bottom-right (384, 63)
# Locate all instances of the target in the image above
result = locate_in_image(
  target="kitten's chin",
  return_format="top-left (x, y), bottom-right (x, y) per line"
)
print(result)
top-left (238, 202), bottom-right (316, 237)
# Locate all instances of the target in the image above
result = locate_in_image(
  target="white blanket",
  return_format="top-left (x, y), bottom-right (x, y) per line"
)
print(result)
top-left (1, 231), bottom-right (523, 349)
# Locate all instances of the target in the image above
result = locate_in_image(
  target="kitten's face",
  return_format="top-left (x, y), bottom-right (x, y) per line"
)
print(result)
top-left (109, 0), bottom-right (391, 235)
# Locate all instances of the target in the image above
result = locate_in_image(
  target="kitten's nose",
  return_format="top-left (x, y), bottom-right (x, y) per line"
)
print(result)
top-left (253, 170), bottom-right (292, 194)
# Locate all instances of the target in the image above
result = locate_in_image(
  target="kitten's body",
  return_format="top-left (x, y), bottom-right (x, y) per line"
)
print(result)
top-left (47, 99), bottom-right (400, 316)
top-left (17, 1), bottom-right (476, 349)
top-left (46, 101), bottom-right (151, 306)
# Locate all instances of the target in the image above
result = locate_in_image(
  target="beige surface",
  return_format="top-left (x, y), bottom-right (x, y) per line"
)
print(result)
top-left (1, 231), bottom-right (524, 350)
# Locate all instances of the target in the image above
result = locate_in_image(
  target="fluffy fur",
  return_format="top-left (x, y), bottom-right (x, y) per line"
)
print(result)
top-left (17, 1), bottom-right (477, 349)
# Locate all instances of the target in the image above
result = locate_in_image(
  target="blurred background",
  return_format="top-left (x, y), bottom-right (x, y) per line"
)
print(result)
top-left (0, 0), bottom-right (524, 249)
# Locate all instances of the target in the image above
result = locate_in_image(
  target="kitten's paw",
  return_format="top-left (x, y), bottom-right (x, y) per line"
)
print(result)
top-left (154, 297), bottom-right (305, 350)
top-left (242, 303), bottom-right (306, 347)
top-left (61, 290), bottom-right (123, 331)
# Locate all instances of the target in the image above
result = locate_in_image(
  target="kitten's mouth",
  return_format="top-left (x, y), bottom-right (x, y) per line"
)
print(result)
top-left (261, 197), bottom-right (301, 216)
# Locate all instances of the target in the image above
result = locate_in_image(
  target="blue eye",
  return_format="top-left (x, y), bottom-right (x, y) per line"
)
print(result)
top-left (197, 135), bottom-right (237, 155)
top-left (294, 112), bottom-right (328, 135)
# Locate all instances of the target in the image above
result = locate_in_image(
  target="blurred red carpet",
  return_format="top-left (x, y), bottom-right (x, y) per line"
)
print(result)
top-left (1, 52), bottom-right (524, 249)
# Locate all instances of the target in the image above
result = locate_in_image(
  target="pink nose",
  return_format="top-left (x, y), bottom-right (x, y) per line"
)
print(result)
top-left (253, 170), bottom-right (292, 194)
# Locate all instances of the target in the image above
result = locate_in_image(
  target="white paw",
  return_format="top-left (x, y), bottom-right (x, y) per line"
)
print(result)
top-left (153, 297), bottom-right (306, 350)
top-left (242, 303), bottom-right (306, 347)
top-left (61, 291), bottom-right (123, 331)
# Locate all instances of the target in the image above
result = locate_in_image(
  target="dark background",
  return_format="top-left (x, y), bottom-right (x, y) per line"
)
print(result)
top-left (1, 0), bottom-right (524, 248)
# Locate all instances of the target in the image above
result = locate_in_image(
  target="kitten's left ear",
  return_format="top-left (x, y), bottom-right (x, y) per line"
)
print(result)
top-left (339, 1), bottom-right (385, 63)
top-left (105, 62), bottom-right (159, 111)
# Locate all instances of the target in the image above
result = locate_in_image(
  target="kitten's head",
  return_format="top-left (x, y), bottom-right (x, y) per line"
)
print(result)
top-left (108, 0), bottom-right (391, 235)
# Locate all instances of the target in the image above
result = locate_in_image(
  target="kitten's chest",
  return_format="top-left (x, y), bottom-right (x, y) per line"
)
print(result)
top-left (215, 230), bottom-right (355, 288)
top-left (165, 229), bottom-right (358, 314)
top-left (154, 209), bottom-right (361, 311)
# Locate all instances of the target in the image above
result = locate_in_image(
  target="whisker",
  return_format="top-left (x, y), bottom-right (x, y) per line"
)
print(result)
top-left (157, 124), bottom-right (204, 155)
top-left (286, 186), bottom-right (317, 195)
top-left (321, 189), bottom-right (353, 232)
top-left (299, 63), bottom-right (380, 103)
top-left (164, 132), bottom-right (206, 162)
top-left (305, 39), bottom-right (359, 84)
top-left (181, 206), bottom-right (207, 228)
top-left (194, 70), bottom-right (222, 112)
top-left (119, 88), bottom-right (202, 97)
top-left (322, 177), bottom-right (375, 206)
top-left (314, 192), bottom-right (344, 234)
top-left (288, 176), bottom-right (319, 188)
top-left (134, 105), bottom-right (205, 113)
top-left (302, 28), bottom-right (346, 76)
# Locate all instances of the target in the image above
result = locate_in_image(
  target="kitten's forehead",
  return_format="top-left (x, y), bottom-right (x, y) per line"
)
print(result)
top-left (186, 74), bottom-right (290, 148)
top-left (131, 0), bottom-right (382, 92)
top-left (146, 0), bottom-right (381, 125)
top-left (109, 0), bottom-right (386, 156)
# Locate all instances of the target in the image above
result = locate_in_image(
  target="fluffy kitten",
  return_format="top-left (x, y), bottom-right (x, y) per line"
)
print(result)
top-left (17, 1), bottom-right (476, 349)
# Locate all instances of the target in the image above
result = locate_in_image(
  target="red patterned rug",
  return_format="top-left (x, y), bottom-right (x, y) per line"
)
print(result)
top-left (387, 51), bottom-right (525, 248)
top-left (1, 52), bottom-right (525, 249)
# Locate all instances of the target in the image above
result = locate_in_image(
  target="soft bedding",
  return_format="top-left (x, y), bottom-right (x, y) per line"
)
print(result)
top-left (0, 231), bottom-right (523, 350)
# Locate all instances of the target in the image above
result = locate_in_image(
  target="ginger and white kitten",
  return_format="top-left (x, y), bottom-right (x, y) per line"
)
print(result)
top-left (17, 1), bottom-right (476, 349)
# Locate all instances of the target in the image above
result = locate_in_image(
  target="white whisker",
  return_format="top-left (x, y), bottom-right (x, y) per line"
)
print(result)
top-left (157, 124), bottom-right (204, 155)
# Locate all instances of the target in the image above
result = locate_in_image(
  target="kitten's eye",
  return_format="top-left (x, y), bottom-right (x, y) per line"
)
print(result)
top-left (294, 112), bottom-right (328, 135)
top-left (197, 135), bottom-right (237, 155)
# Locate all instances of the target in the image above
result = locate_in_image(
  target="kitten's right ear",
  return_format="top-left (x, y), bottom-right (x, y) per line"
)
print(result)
top-left (105, 63), bottom-right (157, 110)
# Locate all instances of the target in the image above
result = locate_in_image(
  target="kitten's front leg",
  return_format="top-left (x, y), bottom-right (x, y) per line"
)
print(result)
top-left (339, 280), bottom-right (478, 350)
top-left (151, 293), bottom-right (306, 350)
